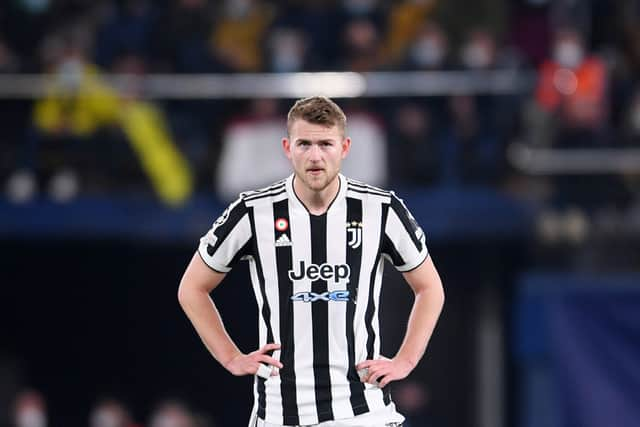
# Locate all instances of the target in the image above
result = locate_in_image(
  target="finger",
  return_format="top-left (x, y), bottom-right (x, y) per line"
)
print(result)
top-left (378, 375), bottom-right (393, 388)
top-left (357, 367), bottom-right (368, 382)
top-left (367, 366), bottom-right (390, 384)
top-left (257, 355), bottom-right (284, 369)
top-left (371, 374), bottom-right (386, 385)
top-left (356, 360), bottom-right (375, 370)
top-left (260, 343), bottom-right (281, 353)
top-left (363, 368), bottom-right (380, 384)
top-left (270, 367), bottom-right (280, 377)
top-left (255, 363), bottom-right (272, 379)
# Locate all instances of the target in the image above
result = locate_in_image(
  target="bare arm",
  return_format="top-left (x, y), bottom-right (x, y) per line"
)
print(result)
top-left (357, 255), bottom-right (445, 387)
top-left (177, 252), bottom-right (282, 376)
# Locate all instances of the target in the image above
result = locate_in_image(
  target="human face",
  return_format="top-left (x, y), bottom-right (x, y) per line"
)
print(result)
top-left (283, 119), bottom-right (351, 193)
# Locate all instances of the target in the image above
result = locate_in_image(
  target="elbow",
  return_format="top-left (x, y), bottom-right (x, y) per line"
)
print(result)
top-left (177, 280), bottom-right (190, 308)
top-left (436, 278), bottom-right (445, 308)
top-left (438, 285), bottom-right (445, 311)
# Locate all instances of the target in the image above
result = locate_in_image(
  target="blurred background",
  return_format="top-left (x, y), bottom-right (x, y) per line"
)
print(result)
top-left (1, 0), bottom-right (640, 426)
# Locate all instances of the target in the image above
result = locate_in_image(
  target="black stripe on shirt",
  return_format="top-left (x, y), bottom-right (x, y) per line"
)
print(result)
top-left (347, 181), bottom-right (391, 196)
top-left (242, 181), bottom-right (286, 198)
top-left (381, 232), bottom-right (407, 268)
top-left (310, 214), bottom-right (334, 422)
top-left (346, 186), bottom-right (390, 197)
top-left (389, 194), bottom-right (423, 252)
top-left (249, 207), bottom-right (274, 420)
top-left (345, 197), bottom-right (369, 415)
top-left (272, 199), bottom-right (299, 425)
top-left (206, 199), bottom-right (248, 256)
top-left (365, 203), bottom-right (389, 360)
top-left (244, 188), bottom-right (287, 202)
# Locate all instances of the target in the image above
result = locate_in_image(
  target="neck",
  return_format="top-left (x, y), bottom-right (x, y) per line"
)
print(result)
top-left (293, 174), bottom-right (340, 215)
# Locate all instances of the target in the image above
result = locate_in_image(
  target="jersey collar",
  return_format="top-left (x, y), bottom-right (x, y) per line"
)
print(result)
top-left (287, 173), bottom-right (346, 216)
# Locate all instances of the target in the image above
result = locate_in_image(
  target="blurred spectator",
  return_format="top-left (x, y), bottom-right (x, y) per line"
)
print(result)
top-left (458, 28), bottom-right (498, 70)
top-left (457, 28), bottom-right (522, 138)
top-left (434, 0), bottom-right (508, 48)
top-left (148, 400), bottom-right (198, 427)
top-left (149, 0), bottom-right (218, 73)
top-left (387, 102), bottom-right (441, 187)
top-left (89, 398), bottom-right (134, 427)
top-left (12, 389), bottom-right (47, 427)
top-left (0, 36), bottom-right (21, 73)
top-left (265, 28), bottom-right (307, 73)
top-left (211, 0), bottom-right (275, 72)
top-left (10, 26), bottom-right (194, 206)
top-left (269, 1), bottom-right (341, 70)
top-left (404, 21), bottom-right (452, 71)
top-left (530, 27), bottom-right (625, 210)
top-left (378, 0), bottom-right (438, 67)
top-left (339, 103), bottom-right (388, 186)
top-left (440, 95), bottom-right (503, 186)
top-left (0, 36), bottom-right (29, 190)
top-left (94, 0), bottom-right (156, 70)
top-left (535, 27), bottom-right (608, 136)
top-left (340, 18), bottom-right (382, 71)
top-left (338, 0), bottom-right (387, 28)
top-left (215, 98), bottom-right (289, 200)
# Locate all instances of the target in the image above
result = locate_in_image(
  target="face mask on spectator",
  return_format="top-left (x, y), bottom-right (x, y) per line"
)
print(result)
top-left (91, 408), bottom-right (121, 427)
top-left (461, 43), bottom-right (492, 69)
top-left (270, 31), bottom-right (304, 72)
top-left (343, 0), bottom-right (378, 14)
top-left (224, 0), bottom-right (251, 19)
top-left (57, 57), bottom-right (83, 89)
top-left (16, 408), bottom-right (46, 427)
top-left (553, 41), bottom-right (584, 69)
top-left (410, 37), bottom-right (445, 68)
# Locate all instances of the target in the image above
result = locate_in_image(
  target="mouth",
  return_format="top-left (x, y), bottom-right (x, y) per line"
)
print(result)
top-left (307, 168), bottom-right (324, 176)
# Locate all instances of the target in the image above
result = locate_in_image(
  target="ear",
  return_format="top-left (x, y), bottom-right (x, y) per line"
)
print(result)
top-left (282, 137), bottom-right (292, 159)
top-left (341, 137), bottom-right (352, 159)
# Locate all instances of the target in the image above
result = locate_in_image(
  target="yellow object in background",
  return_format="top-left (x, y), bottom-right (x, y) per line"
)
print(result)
top-left (32, 63), bottom-right (193, 206)
top-left (119, 102), bottom-right (193, 206)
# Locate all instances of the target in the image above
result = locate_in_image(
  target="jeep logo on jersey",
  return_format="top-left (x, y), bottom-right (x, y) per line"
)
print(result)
top-left (288, 261), bottom-right (350, 283)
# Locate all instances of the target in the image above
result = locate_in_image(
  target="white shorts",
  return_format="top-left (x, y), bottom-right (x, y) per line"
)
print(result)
top-left (249, 402), bottom-right (405, 427)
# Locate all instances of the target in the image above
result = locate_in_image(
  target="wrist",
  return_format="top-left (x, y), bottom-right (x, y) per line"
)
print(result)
top-left (220, 349), bottom-right (243, 370)
top-left (393, 353), bottom-right (418, 371)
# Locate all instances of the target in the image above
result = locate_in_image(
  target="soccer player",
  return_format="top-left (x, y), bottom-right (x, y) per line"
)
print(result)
top-left (178, 96), bottom-right (445, 427)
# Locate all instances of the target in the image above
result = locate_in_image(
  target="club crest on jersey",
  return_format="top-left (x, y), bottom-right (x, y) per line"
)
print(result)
top-left (275, 218), bottom-right (289, 231)
top-left (346, 221), bottom-right (363, 249)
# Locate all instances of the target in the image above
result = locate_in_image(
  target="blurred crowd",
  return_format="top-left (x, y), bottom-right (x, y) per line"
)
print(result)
top-left (6, 382), bottom-right (439, 427)
top-left (8, 389), bottom-right (216, 427)
top-left (1, 0), bottom-right (640, 243)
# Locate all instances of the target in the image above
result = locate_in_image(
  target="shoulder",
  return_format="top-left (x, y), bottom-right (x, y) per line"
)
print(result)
top-left (239, 178), bottom-right (288, 203)
top-left (345, 177), bottom-right (394, 202)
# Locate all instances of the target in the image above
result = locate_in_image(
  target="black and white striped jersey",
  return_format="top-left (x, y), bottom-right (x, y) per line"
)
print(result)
top-left (197, 173), bottom-right (429, 426)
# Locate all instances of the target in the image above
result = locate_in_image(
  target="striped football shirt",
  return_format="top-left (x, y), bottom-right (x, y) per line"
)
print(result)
top-left (197, 173), bottom-right (428, 425)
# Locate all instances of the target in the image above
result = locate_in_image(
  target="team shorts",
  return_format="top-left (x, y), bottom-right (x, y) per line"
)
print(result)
top-left (250, 402), bottom-right (405, 427)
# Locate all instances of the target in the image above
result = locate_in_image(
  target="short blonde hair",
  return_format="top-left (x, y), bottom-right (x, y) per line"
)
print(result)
top-left (287, 96), bottom-right (347, 135)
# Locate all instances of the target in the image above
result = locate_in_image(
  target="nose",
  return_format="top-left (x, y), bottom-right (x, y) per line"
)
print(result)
top-left (308, 144), bottom-right (322, 161)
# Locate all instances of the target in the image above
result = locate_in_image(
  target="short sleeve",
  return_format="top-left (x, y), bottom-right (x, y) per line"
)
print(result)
top-left (382, 193), bottom-right (429, 272)
top-left (198, 197), bottom-right (253, 273)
